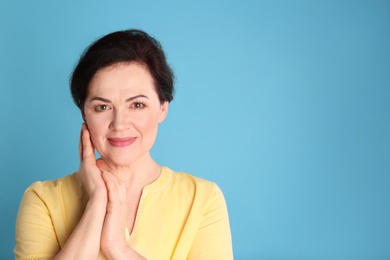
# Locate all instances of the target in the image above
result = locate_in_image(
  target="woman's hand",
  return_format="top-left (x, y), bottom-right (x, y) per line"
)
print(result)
top-left (100, 169), bottom-right (129, 257)
top-left (78, 123), bottom-right (145, 259)
top-left (52, 124), bottom-right (110, 259)
top-left (100, 170), bottom-right (146, 259)
top-left (78, 123), bottom-right (107, 200)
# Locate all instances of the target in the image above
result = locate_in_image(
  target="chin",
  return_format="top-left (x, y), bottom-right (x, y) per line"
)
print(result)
top-left (105, 158), bottom-right (133, 168)
top-left (102, 153), bottom-right (139, 168)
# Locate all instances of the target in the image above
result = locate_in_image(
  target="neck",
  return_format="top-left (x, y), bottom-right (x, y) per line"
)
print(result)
top-left (103, 154), bottom-right (161, 190)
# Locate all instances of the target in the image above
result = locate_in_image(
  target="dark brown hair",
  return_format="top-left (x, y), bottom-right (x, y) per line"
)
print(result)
top-left (70, 29), bottom-right (174, 110)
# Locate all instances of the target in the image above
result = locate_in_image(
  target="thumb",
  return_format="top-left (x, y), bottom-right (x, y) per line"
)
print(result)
top-left (96, 158), bottom-right (109, 172)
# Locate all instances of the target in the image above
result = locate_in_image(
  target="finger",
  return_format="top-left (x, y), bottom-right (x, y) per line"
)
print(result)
top-left (101, 171), bottom-right (126, 209)
top-left (96, 158), bottom-right (109, 172)
top-left (78, 124), bottom-right (84, 161)
top-left (101, 172), bottom-right (118, 211)
top-left (81, 123), bottom-right (95, 162)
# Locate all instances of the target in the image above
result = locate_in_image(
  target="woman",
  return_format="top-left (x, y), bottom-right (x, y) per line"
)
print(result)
top-left (14, 29), bottom-right (233, 259)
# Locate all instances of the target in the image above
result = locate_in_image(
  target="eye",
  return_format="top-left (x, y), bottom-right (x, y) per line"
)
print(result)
top-left (131, 102), bottom-right (145, 109)
top-left (95, 104), bottom-right (110, 112)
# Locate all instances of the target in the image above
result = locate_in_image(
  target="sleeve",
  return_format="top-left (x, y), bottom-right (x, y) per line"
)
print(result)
top-left (14, 182), bottom-right (60, 260)
top-left (187, 183), bottom-right (234, 260)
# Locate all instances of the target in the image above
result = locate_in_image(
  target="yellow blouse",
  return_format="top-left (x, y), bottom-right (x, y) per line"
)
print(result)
top-left (15, 167), bottom-right (233, 259)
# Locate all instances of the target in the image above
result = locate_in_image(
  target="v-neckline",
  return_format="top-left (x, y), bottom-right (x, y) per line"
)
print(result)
top-left (125, 166), bottom-right (173, 240)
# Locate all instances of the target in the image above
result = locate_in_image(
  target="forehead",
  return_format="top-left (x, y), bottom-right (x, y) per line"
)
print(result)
top-left (87, 62), bottom-right (156, 96)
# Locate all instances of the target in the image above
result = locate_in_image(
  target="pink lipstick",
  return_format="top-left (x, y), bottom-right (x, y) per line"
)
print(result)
top-left (108, 137), bottom-right (136, 147)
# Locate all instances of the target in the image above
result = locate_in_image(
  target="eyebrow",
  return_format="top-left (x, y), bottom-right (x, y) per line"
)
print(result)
top-left (89, 95), bottom-right (149, 103)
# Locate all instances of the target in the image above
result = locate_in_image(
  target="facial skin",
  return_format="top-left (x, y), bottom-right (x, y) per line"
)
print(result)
top-left (83, 62), bottom-right (169, 170)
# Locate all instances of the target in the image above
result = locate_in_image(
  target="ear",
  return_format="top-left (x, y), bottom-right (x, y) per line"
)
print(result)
top-left (81, 110), bottom-right (87, 123)
top-left (158, 101), bottom-right (169, 123)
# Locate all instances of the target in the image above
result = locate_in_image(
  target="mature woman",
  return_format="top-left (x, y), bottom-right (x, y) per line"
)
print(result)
top-left (14, 29), bottom-right (233, 259)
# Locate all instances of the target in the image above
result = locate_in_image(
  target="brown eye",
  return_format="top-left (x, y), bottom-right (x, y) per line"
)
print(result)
top-left (132, 102), bottom-right (145, 109)
top-left (95, 104), bottom-right (109, 112)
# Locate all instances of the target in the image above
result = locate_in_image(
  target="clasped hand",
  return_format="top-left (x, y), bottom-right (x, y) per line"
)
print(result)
top-left (78, 123), bottom-right (129, 257)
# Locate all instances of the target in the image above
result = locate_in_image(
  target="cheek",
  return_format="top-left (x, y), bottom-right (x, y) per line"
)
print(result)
top-left (86, 123), bottom-right (102, 150)
top-left (84, 114), bottom-right (108, 142)
top-left (133, 113), bottom-right (159, 133)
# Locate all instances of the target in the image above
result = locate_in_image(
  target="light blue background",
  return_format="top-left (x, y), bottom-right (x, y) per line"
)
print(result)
top-left (1, 1), bottom-right (389, 259)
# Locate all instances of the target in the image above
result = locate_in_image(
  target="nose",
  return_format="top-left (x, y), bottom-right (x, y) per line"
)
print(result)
top-left (110, 108), bottom-right (128, 131)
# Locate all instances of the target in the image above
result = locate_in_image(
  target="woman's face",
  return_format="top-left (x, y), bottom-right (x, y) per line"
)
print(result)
top-left (83, 62), bottom-right (169, 167)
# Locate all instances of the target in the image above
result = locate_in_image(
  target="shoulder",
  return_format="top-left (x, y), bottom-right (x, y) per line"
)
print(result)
top-left (160, 167), bottom-right (224, 202)
top-left (24, 173), bottom-right (82, 201)
top-left (172, 170), bottom-right (217, 189)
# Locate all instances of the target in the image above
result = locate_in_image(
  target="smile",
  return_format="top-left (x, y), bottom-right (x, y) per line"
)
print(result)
top-left (108, 137), bottom-right (136, 147)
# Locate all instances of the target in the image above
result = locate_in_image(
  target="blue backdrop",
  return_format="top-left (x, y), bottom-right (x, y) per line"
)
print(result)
top-left (1, 1), bottom-right (389, 259)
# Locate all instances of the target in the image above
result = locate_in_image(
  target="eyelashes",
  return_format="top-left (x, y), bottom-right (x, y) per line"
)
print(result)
top-left (131, 101), bottom-right (146, 109)
top-left (94, 104), bottom-right (110, 112)
top-left (93, 101), bottom-right (146, 112)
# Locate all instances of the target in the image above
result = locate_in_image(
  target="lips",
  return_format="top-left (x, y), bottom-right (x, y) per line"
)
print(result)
top-left (107, 137), bottom-right (136, 147)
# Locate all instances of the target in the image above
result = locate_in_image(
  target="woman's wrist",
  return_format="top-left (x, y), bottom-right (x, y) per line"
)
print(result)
top-left (103, 244), bottom-right (146, 260)
top-left (88, 192), bottom-right (108, 209)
